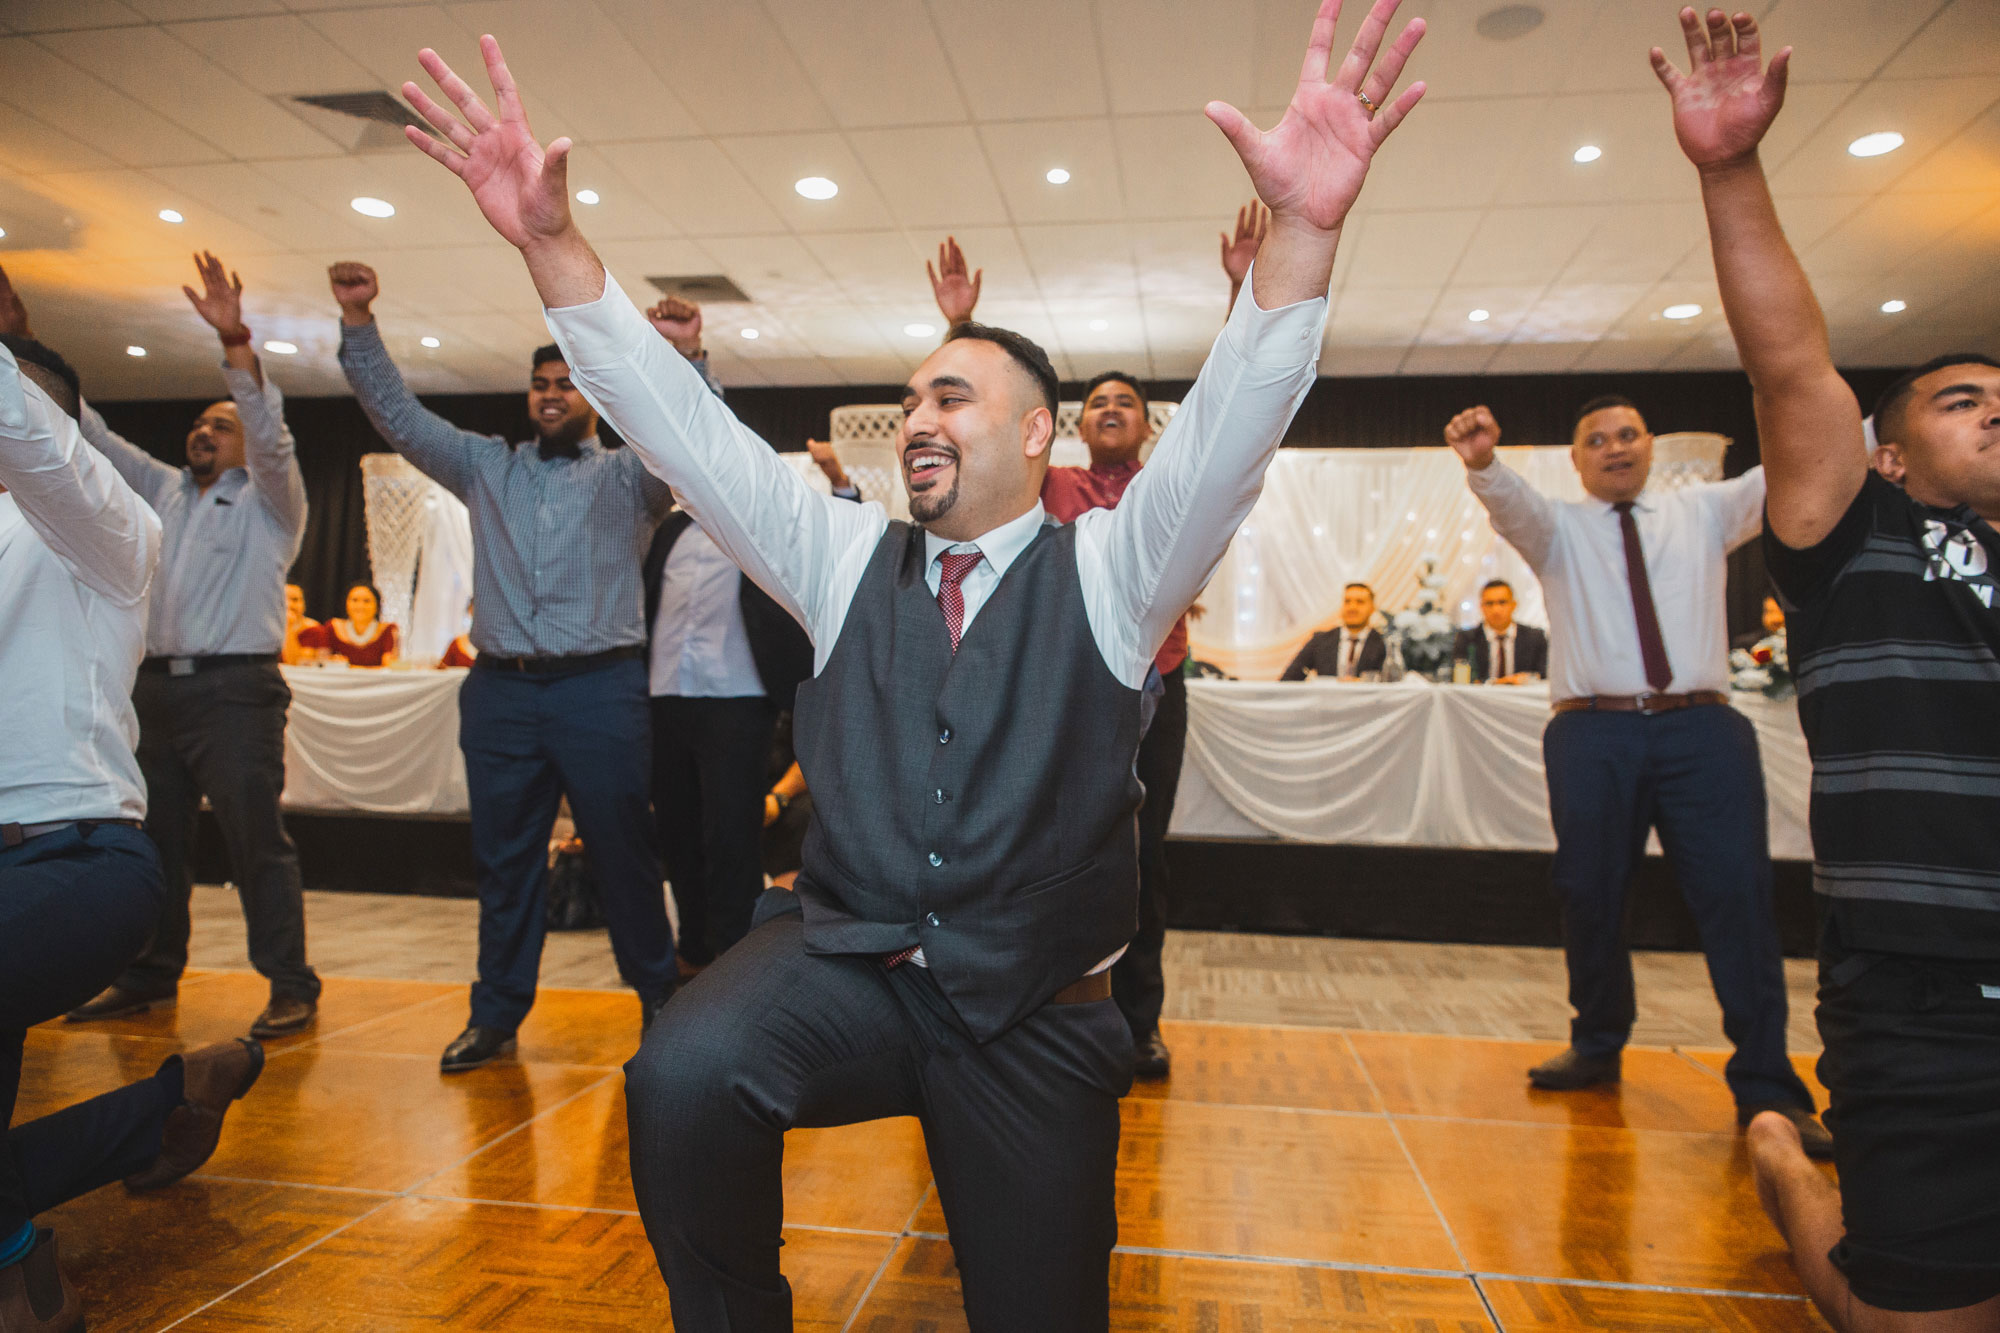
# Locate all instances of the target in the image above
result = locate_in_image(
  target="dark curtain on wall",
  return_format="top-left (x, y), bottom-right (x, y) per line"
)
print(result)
top-left (93, 366), bottom-right (1902, 634)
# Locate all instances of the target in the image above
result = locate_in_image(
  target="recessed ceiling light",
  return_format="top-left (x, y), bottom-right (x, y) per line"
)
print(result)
top-left (1089, 318), bottom-right (1108, 331)
top-left (793, 176), bottom-right (837, 200)
top-left (0, 227), bottom-right (8, 239)
top-left (158, 208), bottom-right (184, 224)
top-left (1663, 303), bottom-right (1702, 320)
top-left (1573, 145), bottom-right (1602, 163)
top-left (740, 328), bottom-right (760, 339)
top-left (421, 336), bottom-right (441, 348)
top-left (1475, 3), bottom-right (1545, 41)
top-left (263, 340), bottom-right (298, 355)
top-left (1847, 131), bottom-right (1903, 158)
top-left (350, 196), bottom-right (395, 218)
top-left (903, 322), bottom-right (936, 338)
top-left (574, 189), bottom-right (600, 205)
top-left (1046, 167), bottom-right (1071, 185)
top-left (125, 346), bottom-right (146, 357)
top-left (1880, 299), bottom-right (1907, 314)
top-left (1468, 308), bottom-right (1491, 322)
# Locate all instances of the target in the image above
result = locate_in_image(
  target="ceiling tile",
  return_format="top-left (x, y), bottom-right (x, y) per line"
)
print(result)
top-left (1114, 112), bottom-right (1252, 221)
top-left (1485, 341), bottom-right (1589, 375)
top-left (165, 14), bottom-right (378, 95)
top-left (1328, 287), bottom-right (1436, 343)
top-left (719, 133), bottom-right (896, 233)
top-left (590, 0), bottom-right (831, 135)
top-left (1419, 286), bottom-right (1548, 344)
top-left (3, 0), bottom-right (146, 31)
top-left (1458, 207), bottom-right (1605, 287)
top-left (144, 161), bottom-right (371, 250)
top-left (1555, 201), bottom-right (1707, 284)
top-left (1512, 282), bottom-right (1651, 343)
top-left (1017, 223), bottom-right (1138, 303)
top-left (1351, 96), bottom-right (1539, 211)
top-left (1768, 75), bottom-right (2000, 197)
top-left (762, 0), bottom-right (968, 128)
top-left (0, 38), bottom-right (228, 167)
top-left (978, 119), bottom-right (1123, 225)
top-left (1097, 0), bottom-right (1254, 116)
top-left (1753, 0), bottom-right (1947, 82)
top-left (1802, 189), bottom-right (1994, 275)
top-left (594, 139), bottom-right (788, 239)
top-left (927, 0), bottom-right (1108, 120)
top-left (443, 0), bottom-right (703, 141)
top-left (1340, 210), bottom-right (1480, 291)
top-left (847, 125), bottom-right (1010, 229)
top-left (796, 230), bottom-right (928, 307)
top-left (1880, 0), bottom-right (2000, 80)
top-left (250, 151), bottom-right (494, 250)
top-left (696, 233), bottom-right (841, 309)
top-left (0, 103), bottom-right (120, 177)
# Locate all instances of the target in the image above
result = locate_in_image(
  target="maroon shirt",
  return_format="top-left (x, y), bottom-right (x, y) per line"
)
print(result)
top-left (1041, 458), bottom-right (1190, 674)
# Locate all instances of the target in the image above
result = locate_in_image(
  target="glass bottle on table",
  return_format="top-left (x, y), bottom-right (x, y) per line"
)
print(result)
top-left (1450, 641), bottom-right (1473, 685)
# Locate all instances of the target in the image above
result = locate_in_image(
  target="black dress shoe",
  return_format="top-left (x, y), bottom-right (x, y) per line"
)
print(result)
top-left (126, 1038), bottom-right (265, 1193)
top-left (64, 983), bottom-right (176, 1022)
top-left (440, 1026), bottom-right (516, 1073)
top-left (1739, 1103), bottom-right (1835, 1160)
top-left (0, 1229), bottom-right (82, 1332)
top-left (250, 995), bottom-right (316, 1039)
top-left (1527, 1047), bottom-right (1621, 1091)
top-left (1132, 1030), bottom-right (1172, 1080)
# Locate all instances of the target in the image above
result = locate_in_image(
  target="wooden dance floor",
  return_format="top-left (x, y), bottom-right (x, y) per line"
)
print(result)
top-left (26, 967), bottom-right (1834, 1331)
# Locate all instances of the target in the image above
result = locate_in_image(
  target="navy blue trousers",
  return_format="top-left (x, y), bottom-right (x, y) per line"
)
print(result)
top-left (1, 824), bottom-right (181, 1237)
top-left (458, 658), bottom-right (674, 1032)
top-left (1543, 704), bottom-right (1811, 1111)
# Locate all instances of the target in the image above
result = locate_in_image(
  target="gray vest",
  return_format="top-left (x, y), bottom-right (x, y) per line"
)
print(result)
top-left (791, 519), bottom-right (1145, 1040)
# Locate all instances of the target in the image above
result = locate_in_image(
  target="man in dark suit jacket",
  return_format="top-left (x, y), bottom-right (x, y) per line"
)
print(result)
top-left (1451, 579), bottom-right (1549, 683)
top-left (1282, 582), bottom-right (1387, 680)
top-left (644, 440), bottom-right (858, 973)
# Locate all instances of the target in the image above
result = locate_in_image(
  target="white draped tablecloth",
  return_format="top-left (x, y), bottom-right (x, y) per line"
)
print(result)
top-left (1171, 679), bottom-right (1814, 859)
top-left (280, 665), bottom-right (469, 816)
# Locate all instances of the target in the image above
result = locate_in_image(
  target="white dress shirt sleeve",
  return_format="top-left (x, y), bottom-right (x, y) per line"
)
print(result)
top-left (1073, 263), bottom-right (1327, 687)
top-left (1, 349), bottom-right (161, 606)
top-left (77, 398), bottom-right (179, 508)
top-left (544, 273), bottom-right (885, 655)
top-left (1705, 465), bottom-right (1767, 553)
top-left (1466, 457), bottom-right (1561, 572)
top-left (224, 364), bottom-right (308, 541)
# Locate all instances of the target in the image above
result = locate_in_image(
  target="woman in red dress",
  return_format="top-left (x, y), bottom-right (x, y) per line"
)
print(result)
top-left (297, 583), bottom-right (399, 667)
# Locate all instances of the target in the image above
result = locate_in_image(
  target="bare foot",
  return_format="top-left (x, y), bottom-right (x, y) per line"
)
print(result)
top-left (1746, 1108), bottom-right (1804, 1229)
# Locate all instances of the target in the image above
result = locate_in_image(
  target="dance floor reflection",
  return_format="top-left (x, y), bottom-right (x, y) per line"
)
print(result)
top-left (27, 970), bottom-right (1834, 1330)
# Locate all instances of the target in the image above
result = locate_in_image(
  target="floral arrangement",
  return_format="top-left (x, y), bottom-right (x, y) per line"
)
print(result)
top-left (1388, 554), bottom-right (1458, 680)
top-left (1729, 632), bottom-right (1793, 699)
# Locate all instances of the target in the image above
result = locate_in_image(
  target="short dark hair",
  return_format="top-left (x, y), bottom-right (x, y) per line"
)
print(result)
top-left (1872, 353), bottom-right (2000, 446)
top-left (1573, 393), bottom-right (1641, 431)
top-left (943, 322), bottom-right (1058, 419)
top-left (1082, 370), bottom-right (1148, 410)
top-left (1343, 582), bottom-right (1374, 597)
top-left (1481, 579), bottom-right (1514, 596)
top-left (1, 334), bottom-right (81, 420)
top-left (530, 343), bottom-right (568, 375)
top-left (343, 582), bottom-right (384, 610)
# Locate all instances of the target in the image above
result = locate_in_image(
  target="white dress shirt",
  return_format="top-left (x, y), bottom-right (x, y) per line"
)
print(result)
top-left (650, 522), bottom-right (765, 698)
top-left (0, 347), bottom-right (160, 825)
top-left (80, 366), bottom-right (306, 657)
top-left (543, 265), bottom-right (1326, 693)
top-left (1468, 459), bottom-right (1766, 699)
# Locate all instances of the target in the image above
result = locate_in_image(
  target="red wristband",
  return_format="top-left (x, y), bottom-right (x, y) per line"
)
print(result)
top-left (218, 326), bottom-right (253, 348)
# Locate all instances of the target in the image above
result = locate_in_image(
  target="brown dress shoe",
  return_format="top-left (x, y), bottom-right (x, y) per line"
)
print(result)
top-left (249, 996), bottom-right (315, 1039)
top-left (125, 1037), bottom-right (265, 1193)
top-left (1738, 1103), bottom-right (1835, 1160)
top-left (0, 1229), bottom-right (83, 1332)
top-left (1527, 1047), bottom-right (1622, 1091)
top-left (64, 982), bottom-right (175, 1023)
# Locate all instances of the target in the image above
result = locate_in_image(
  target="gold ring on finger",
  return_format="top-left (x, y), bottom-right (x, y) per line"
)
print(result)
top-left (1356, 90), bottom-right (1378, 114)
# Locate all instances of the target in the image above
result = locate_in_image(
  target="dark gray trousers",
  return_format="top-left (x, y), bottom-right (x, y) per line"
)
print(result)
top-left (1114, 668), bottom-right (1186, 1042)
top-left (625, 899), bottom-right (1133, 1331)
top-left (116, 662), bottom-right (320, 1003)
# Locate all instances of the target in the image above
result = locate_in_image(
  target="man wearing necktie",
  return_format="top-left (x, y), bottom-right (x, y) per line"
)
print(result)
top-left (398, 0), bottom-right (1429, 1322)
top-left (1445, 396), bottom-right (1827, 1154)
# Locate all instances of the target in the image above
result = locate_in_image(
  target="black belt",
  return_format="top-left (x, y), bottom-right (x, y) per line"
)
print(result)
top-left (473, 644), bottom-right (645, 676)
top-left (1552, 690), bottom-right (1729, 715)
top-left (2, 818), bottom-right (145, 849)
top-left (139, 653), bottom-right (279, 676)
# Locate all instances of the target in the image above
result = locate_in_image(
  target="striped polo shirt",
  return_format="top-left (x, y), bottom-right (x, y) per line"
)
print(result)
top-left (1765, 472), bottom-right (2000, 960)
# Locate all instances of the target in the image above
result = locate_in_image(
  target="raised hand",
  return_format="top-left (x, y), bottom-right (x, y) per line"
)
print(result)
top-left (328, 262), bottom-right (380, 324)
top-left (1444, 405), bottom-right (1501, 471)
top-left (1651, 8), bottom-right (1790, 171)
top-left (0, 263), bottom-right (31, 339)
top-left (805, 436), bottom-right (851, 488)
top-left (646, 297), bottom-right (703, 357)
top-left (1220, 202), bottom-right (1268, 287)
top-left (182, 251), bottom-right (246, 338)
top-left (926, 237), bottom-right (982, 327)
top-left (402, 36), bottom-right (573, 251)
top-left (1207, 0), bottom-right (1427, 237)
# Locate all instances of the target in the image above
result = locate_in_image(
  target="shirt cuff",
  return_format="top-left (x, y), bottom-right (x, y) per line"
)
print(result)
top-left (543, 272), bottom-right (653, 372)
top-left (1221, 259), bottom-right (1329, 369)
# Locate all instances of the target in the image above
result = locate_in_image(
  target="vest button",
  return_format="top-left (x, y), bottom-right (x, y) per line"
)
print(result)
top-left (934, 789), bottom-right (945, 804)
top-left (928, 852), bottom-right (943, 867)
top-left (938, 728), bottom-right (951, 744)
top-left (926, 912), bottom-right (941, 926)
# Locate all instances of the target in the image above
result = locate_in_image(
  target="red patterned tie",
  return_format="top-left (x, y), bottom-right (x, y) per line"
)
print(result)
top-left (937, 549), bottom-right (985, 653)
top-left (1614, 502), bottom-right (1674, 692)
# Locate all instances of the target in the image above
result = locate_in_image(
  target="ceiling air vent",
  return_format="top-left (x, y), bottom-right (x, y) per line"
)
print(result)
top-left (647, 274), bottom-right (754, 304)
top-left (288, 91), bottom-right (429, 151)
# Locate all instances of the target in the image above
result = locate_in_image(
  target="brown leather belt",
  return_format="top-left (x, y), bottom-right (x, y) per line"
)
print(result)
top-left (1050, 971), bottom-right (1113, 1005)
top-left (1552, 690), bottom-right (1730, 716)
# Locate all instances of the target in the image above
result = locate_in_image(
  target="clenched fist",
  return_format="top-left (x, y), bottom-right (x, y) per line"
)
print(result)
top-left (1444, 405), bottom-right (1500, 471)
top-left (328, 262), bottom-right (379, 325)
top-left (645, 297), bottom-right (703, 357)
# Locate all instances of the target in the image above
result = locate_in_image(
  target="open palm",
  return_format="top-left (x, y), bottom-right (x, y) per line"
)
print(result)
top-left (1207, 0), bottom-right (1426, 234)
top-left (1651, 8), bottom-right (1790, 169)
top-left (181, 251), bottom-right (245, 336)
top-left (403, 36), bottom-right (573, 250)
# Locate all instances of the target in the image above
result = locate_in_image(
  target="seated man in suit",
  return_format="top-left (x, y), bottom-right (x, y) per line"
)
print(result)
top-left (1452, 579), bottom-right (1548, 683)
top-left (1282, 582), bottom-right (1387, 680)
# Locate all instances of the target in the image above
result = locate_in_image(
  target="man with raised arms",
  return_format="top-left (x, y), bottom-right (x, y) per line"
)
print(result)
top-left (1656, 8), bottom-right (2000, 1329)
top-left (398, 0), bottom-right (1426, 1323)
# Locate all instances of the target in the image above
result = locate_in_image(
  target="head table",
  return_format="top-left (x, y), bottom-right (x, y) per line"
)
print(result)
top-left (275, 667), bottom-right (1812, 860)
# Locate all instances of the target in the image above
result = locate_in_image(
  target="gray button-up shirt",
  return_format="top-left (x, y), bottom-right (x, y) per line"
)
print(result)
top-left (80, 366), bottom-right (307, 657)
top-left (338, 320), bottom-right (677, 658)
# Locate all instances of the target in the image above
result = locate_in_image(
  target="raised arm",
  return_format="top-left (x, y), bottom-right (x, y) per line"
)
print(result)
top-left (0, 346), bottom-right (160, 607)
top-left (1220, 202), bottom-right (1268, 315)
top-left (1654, 7), bottom-right (1863, 548)
top-left (1446, 405), bottom-right (1559, 569)
top-left (330, 262), bottom-right (485, 497)
top-left (183, 251), bottom-right (308, 535)
top-left (927, 237), bottom-right (982, 329)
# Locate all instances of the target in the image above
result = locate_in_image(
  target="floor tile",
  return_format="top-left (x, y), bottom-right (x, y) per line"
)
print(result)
top-left (1482, 1278), bottom-right (1832, 1330)
top-left (319, 987), bottom-right (646, 1067)
top-left (432, 1079), bottom-right (934, 1231)
top-left (176, 1196), bottom-right (892, 1331)
top-left (1348, 1032), bottom-right (1742, 1134)
top-left (14, 1029), bottom-right (186, 1123)
top-left (1129, 1021), bottom-right (1382, 1113)
top-left (38, 970), bottom-right (454, 1055)
top-left (41, 1179), bottom-right (381, 1333)
top-left (1396, 1118), bottom-right (1804, 1293)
